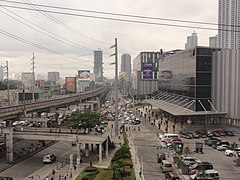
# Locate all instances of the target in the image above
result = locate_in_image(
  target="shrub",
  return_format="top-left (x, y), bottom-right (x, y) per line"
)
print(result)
top-left (119, 158), bottom-right (133, 168)
top-left (95, 170), bottom-right (113, 180)
top-left (111, 144), bottom-right (132, 162)
top-left (83, 166), bottom-right (98, 172)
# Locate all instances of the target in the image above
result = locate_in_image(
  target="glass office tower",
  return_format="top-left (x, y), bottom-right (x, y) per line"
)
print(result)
top-left (159, 47), bottom-right (212, 111)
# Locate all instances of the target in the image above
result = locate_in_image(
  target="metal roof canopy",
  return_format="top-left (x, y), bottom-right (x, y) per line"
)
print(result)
top-left (145, 92), bottom-right (227, 116)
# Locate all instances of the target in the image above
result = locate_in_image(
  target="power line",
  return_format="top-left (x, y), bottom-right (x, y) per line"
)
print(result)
top-left (20, 0), bottom-right (110, 48)
top-left (0, 7), bottom-right (94, 52)
top-left (0, 3), bottom-right (239, 33)
top-left (0, 28), bottom-right (90, 62)
top-left (0, 0), bottom-right (238, 28)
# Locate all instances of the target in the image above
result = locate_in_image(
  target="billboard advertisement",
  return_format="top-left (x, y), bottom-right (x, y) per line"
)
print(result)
top-left (142, 68), bottom-right (153, 79)
top-left (65, 77), bottom-right (76, 93)
top-left (78, 70), bottom-right (90, 79)
top-left (39, 80), bottom-right (45, 89)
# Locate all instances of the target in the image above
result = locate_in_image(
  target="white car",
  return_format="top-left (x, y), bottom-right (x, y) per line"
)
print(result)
top-left (225, 148), bottom-right (240, 157)
top-left (216, 144), bottom-right (229, 151)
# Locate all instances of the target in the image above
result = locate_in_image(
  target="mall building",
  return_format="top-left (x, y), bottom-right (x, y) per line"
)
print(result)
top-left (145, 46), bottom-right (240, 126)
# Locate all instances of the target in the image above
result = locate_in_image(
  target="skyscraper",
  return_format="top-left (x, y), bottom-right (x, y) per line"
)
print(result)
top-left (93, 50), bottom-right (103, 81)
top-left (185, 31), bottom-right (198, 50)
top-left (0, 65), bottom-right (4, 81)
top-left (121, 54), bottom-right (131, 76)
top-left (218, 0), bottom-right (240, 49)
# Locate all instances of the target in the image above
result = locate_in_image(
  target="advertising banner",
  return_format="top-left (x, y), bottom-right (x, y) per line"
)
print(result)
top-left (65, 77), bottom-right (76, 93)
top-left (142, 68), bottom-right (153, 79)
top-left (78, 70), bottom-right (90, 79)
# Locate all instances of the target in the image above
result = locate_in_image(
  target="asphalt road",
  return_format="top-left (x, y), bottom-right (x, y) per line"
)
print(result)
top-left (0, 141), bottom-right (77, 179)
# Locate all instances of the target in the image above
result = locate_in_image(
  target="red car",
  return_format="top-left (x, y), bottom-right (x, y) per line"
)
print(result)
top-left (164, 137), bottom-right (182, 144)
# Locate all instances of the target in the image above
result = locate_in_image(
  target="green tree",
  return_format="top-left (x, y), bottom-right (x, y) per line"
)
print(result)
top-left (65, 111), bottom-right (106, 133)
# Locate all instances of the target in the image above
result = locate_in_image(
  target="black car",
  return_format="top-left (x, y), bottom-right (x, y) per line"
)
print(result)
top-left (157, 153), bottom-right (166, 163)
top-left (224, 130), bottom-right (235, 136)
top-left (0, 177), bottom-right (13, 180)
top-left (189, 162), bottom-right (214, 175)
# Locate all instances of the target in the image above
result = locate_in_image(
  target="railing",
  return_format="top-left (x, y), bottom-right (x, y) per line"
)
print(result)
top-left (0, 86), bottom-right (108, 119)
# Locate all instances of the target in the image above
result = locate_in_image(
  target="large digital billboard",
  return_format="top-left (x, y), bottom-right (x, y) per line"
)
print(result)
top-left (142, 68), bottom-right (153, 79)
top-left (65, 77), bottom-right (76, 93)
top-left (78, 70), bottom-right (90, 79)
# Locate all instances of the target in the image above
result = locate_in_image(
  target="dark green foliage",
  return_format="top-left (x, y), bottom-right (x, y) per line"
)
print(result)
top-left (111, 144), bottom-right (131, 162)
top-left (83, 166), bottom-right (98, 172)
top-left (65, 111), bottom-right (106, 131)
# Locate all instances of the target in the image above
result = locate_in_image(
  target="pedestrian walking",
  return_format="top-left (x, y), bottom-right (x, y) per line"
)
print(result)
top-left (74, 165), bottom-right (77, 171)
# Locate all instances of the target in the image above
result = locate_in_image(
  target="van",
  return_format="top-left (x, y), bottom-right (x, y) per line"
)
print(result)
top-left (160, 160), bottom-right (173, 173)
top-left (191, 169), bottom-right (219, 180)
top-left (159, 133), bottom-right (179, 141)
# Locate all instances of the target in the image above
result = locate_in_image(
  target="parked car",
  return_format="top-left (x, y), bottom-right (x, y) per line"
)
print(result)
top-left (225, 148), bottom-right (240, 157)
top-left (190, 169), bottom-right (220, 180)
top-left (157, 153), bottom-right (166, 163)
top-left (43, 154), bottom-right (56, 163)
top-left (165, 172), bottom-right (180, 180)
top-left (216, 144), bottom-right (229, 151)
top-left (189, 162), bottom-right (214, 174)
top-left (181, 156), bottom-right (201, 166)
top-left (0, 177), bottom-right (13, 180)
top-left (224, 130), bottom-right (235, 136)
top-left (180, 131), bottom-right (193, 139)
top-left (160, 160), bottom-right (173, 173)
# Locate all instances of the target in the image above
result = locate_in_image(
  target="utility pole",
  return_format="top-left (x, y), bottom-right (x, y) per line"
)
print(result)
top-left (110, 38), bottom-right (119, 137)
top-left (5, 60), bottom-right (10, 106)
top-left (31, 53), bottom-right (35, 103)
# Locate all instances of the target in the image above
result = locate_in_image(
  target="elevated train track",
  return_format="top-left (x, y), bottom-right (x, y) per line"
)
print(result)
top-left (0, 86), bottom-right (108, 120)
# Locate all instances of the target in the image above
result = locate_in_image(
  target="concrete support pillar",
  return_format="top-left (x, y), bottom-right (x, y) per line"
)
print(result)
top-left (6, 128), bottom-right (13, 163)
top-left (97, 101), bottom-right (100, 110)
top-left (99, 143), bottom-right (102, 164)
top-left (91, 104), bottom-right (94, 111)
top-left (91, 144), bottom-right (94, 152)
top-left (105, 139), bottom-right (109, 158)
top-left (85, 143), bottom-right (89, 157)
top-left (76, 142), bottom-right (80, 165)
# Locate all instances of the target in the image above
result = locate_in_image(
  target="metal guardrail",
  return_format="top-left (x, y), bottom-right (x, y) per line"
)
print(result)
top-left (0, 86), bottom-right (108, 119)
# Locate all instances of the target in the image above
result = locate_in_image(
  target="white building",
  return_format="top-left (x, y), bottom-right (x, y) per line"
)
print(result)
top-left (48, 72), bottom-right (60, 82)
top-left (209, 35), bottom-right (218, 48)
top-left (218, 0), bottom-right (240, 49)
top-left (185, 31), bottom-right (198, 50)
top-left (22, 72), bottom-right (35, 92)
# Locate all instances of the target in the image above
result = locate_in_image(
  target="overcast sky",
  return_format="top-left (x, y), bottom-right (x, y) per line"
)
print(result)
top-left (0, 0), bottom-right (218, 79)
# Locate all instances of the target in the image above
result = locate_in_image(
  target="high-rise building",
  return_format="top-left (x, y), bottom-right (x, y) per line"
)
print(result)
top-left (48, 72), bottom-right (60, 82)
top-left (22, 72), bottom-right (35, 91)
top-left (93, 50), bottom-right (103, 81)
top-left (185, 31), bottom-right (198, 50)
top-left (218, 0), bottom-right (240, 49)
top-left (0, 65), bottom-right (4, 81)
top-left (132, 52), bottom-right (160, 97)
top-left (209, 35), bottom-right (218, 48)
top-left (121, 54), bottom-right (131, 76)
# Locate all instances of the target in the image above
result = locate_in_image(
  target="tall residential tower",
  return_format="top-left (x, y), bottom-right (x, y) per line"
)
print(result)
top-left (93, 50), bottom-right (103, 81)
top-left (218, 0), bottom-right (240, 49)
top-left (121, 54), bottom-right (131, 77)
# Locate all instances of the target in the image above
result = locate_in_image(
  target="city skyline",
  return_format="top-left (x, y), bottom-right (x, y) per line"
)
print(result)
top-left (0, 0), bottom-right (218, 78)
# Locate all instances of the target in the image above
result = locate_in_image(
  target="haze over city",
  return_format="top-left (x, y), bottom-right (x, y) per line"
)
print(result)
top-left (0, 0), bottom-right (218, 79)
